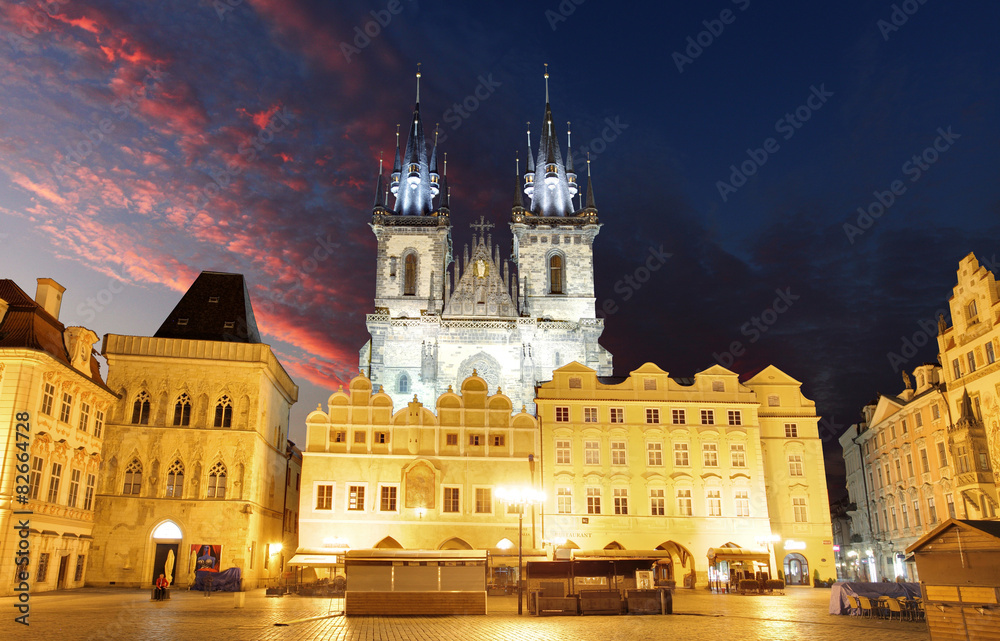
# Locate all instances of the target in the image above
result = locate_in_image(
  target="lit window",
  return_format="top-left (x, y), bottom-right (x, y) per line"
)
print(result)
top-left (584, 441), bottom-right (600, 465)
top-left (165, 460), bottom-right (184, 498)
top-left (586, 487), bottom-right (601, 514)
top-left (316, 484), bottom-right (333, 510)
top-left (730, 443), bottom-right (746, 467)
top-left (214, 395), bottom-right (233, 428)
top-left (555, 406), bottom-right (570, 422)
top-left (443, 487), bottom-right (460, 513)
top-left (40, 383), bottom-right (56, 416)
top-left (583, 407), bottom-right (598, 423)
top-left (549, 254), bottom-right (564, 294)
top-left (650, 489), bottom-right (665, 516)
top-left (792, 498), bottom-right (807, 522)
top-left (404, 254), bottom-right (417, 296)
top-left (703, 443), bottom-right (719, 467)
top-left (647, 442), bottom-right (663, 466)
top-left (131, 391), bottom-right (151, 425)
top-left (348, 485), bottom-right (365, 511)
top-left (469, 434), bottom-right (481, 446)
top-left (788, 454), bottom-right (803, 477)
top-left (613, 488), bottom-right (628, 515)
top-left (706, 490), bottom-right (722, 517)
top-left (671, 409), bottom-right (685, 424)
top-left (610, 408), bottom-right (624, 423)
top-left (556, 440), bottom-right (571, 465)
top-left (207, 462), bottom-right (227, 499)
top-left (173, 394), bottom-right (191, 426)
top-left (557, 487), bottom-right (572, 514)
top-left (492, 434), bottom-right (504, 447)
top-left (735, 490), bottom-right (750, 517)
top-left (475, 488), bottom-right (492, 514)
top-left (123, 459), bottom-right (142, 495)
top-left (611, 441), bottom-right (626, 465)
top-left (645, 408), bottom-right (660, 424)
top-left (676, 489), bottom-right (692, 516)
top-left (727, 410), bottom-right (741, 426)
top-left (674, 443), bottom-right (689, 467)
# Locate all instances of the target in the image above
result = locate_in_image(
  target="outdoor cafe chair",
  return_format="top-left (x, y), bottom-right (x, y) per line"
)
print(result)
top-left (884, 597), bottom-right (903, 621)
top-left (846, 595), bottom-right (860, 616)
top-left (857, 596), bottom-right (876, 619)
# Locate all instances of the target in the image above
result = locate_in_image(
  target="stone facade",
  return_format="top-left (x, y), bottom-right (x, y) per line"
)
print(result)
top-left (0, 278), bottom-right (116, 596)
top-left (87, 274), bottom-right (299, 589)
top-left (536, 362), bottom-right (836, 588)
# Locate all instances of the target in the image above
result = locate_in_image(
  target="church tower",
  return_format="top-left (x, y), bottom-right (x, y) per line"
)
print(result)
top-left (511, 66), bottom-right (601, 324)
top-left (370, 67), bottom-right (452, 320)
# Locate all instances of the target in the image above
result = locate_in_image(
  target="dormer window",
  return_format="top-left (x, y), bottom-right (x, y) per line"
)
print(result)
top-left (224, 321), bottom-right (235, 329)
top-left (177, 318), bottom-right (188, 326)
top-left (208, 296), bottom-right (219, 303)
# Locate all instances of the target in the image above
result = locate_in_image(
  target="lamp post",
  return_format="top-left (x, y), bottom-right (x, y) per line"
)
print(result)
top-left (496, 486), bottom-right (545, 615)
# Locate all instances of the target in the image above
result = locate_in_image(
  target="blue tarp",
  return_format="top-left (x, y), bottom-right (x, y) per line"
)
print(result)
top-left (829, 581), bottom-right (921, 615)
top-left (192, 568), bottom-right (242, 592)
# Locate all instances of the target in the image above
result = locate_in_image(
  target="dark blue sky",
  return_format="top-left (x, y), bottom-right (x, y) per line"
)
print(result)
top-left (2, 0), bottom-right (999, 496)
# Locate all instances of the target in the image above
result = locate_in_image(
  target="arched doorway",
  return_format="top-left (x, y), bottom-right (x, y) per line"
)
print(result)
top-left (438, 537), bottom-right (473, 550)
top-left (150, 520), bottom-right (182, 587)
top-left (656, 541), bottom-right (694, 588)
top-left (374, 536), bottom-right (403, 549)
top-left (783, 553), bottom-right (809, 585)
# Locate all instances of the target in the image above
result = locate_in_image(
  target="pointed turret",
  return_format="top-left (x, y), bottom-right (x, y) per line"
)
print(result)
top-left (524, 124), bottom-right (535, 198)
top-left (429, 124), bottom-right (441, 198)
top-left (513, 156), bottom-right (525, 212)
top-left (437, 152), bottom-right (450, 215)
top-left (389, 124), bottom-right (401, 198)
top-left (566, 121), bottom-right (578, 200)
top-left (373, 154), bottom-right (386, 211)
top-left (525, 65), bottom-right (575, 217)
top-left (584, 155), bottom-right (597, 212)
top-left (393, 65), bottom-right (435, 216)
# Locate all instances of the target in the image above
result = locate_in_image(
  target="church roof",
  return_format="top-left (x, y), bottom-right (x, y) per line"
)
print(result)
top-left (0, 279), bottom-right (111, 390)
top-left (153, 271), bottom-right (262, 343)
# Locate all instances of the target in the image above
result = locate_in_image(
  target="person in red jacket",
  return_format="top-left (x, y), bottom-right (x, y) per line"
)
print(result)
top-left (154, 573), bottom-right (169, 601)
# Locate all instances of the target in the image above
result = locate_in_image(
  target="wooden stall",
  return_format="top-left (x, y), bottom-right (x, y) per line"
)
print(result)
top-left (906, 519), bottom-right (1000, 641)
top-left (526, 558), bottom-right (671, 616)
top-left (344, 549), bottom-right (487, 615)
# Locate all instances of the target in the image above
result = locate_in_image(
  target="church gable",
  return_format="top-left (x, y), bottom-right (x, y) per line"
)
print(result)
top-left (443, 233), bottom-right (516, 318)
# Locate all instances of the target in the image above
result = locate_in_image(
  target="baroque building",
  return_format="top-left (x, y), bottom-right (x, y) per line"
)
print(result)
top-left (0, 278), bottom-right (116, 596)
top-left (87, 271), bottom-right (300, 589)
top-left (360, 70), bottom-right (612, 412)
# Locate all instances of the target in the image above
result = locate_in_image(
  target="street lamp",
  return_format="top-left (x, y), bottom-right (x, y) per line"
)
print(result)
top-left (496, 486), bottom-right (545, 615)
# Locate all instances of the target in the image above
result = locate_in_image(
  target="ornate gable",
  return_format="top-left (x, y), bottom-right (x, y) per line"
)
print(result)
top-left (443, 237), bottom-right (517, 318)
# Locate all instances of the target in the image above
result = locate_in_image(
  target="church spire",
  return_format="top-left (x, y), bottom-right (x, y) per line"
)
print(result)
top-left (392, 64), bottom-right (434, 216)
top-left (527, 64), bottom-right (574, 217)
top-left (373, 153), bottom-right (385, 210)
top-left (513, 155), bottom-right (525, 212)
top-left (584, 154), bottom-right (597, 212)
top-left (390, 124), bottom-right (401, 199)
top-left (523, 122), bottom-right (535, 198)
top-left (438, 152), bottom-right (450, 214)
top-left (429, 124), bottom-right (441, 199)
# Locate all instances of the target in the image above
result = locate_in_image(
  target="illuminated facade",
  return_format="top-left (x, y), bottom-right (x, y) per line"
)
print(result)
top-left (360, 71), bottom-right (612, 414)
top-left (0, 278), bottom-right (116, 596)
top-left (536, 362), bottom-right (837, 587)
top-left (87, 272), bottom-right (300, 589)
top-left (298, 373), bottom-right (539, 561)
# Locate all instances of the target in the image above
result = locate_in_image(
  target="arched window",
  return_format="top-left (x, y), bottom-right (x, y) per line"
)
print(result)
top-left (549, 254), bottom-right (564, 294)
top-left (214, 395), bottom-right (233, 428)
top-left (123, 458), bottom-right (142, 495)
top-left (165, 460), bottom-right (184, 498)
top-left (172, 393), bottom-right (191, 426)
top-left (207, 462), bottom-right (227, 498)
top-left (404, 254), bottom-right (417, 296)
top-left (131, 391), bottom-right (150, 425)
top-left (398, 373), bottom-right (410, 394)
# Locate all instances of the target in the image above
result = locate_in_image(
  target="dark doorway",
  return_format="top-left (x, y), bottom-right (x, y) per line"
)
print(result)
top-left (152, 544), bottom-right (178, 585)
top-left (57, 555), bottom-right (69, 589)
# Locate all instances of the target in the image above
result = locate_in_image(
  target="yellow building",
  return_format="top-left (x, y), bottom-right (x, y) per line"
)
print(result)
top-left (535, 362), bottom-right (836, 588)
top-left (0, 278), bottom-right (117, 595)
top-left (937, 252), bottom-right (1000, 518)
top-left (297, 373), bottom-right (540, 576)
top-left (87, 271), bottom-right (299, 589)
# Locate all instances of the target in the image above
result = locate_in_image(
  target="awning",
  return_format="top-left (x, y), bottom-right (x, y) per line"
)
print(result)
top-left (288, 553), bottom-right (343, 567)
top-left (706, 548), bottom-right (770, 564)
top-left (573, 549), bottom-right (674, 560)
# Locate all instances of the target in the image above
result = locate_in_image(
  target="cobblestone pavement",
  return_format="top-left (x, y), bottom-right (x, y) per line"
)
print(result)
top-left (3, 586), bottom-right (929, 641)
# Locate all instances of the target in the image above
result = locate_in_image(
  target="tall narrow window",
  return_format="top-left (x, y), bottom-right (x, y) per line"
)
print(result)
top-left (47, 463), bottom-right (63, 503)
top-left (647, 442), bottom-right (663, 466)
top-left (397, 373), bottom-right (409, 394)
top-left (316, 484), bottom-right (333, 510)
top-left (555, 440), bottom-right (571, 464)
top-left (674, 443), bottom-right (689, 466)
top-left (348, 485), bottom-right (365, 511)
top-left (404, 253), bottom-right (417, 295)
top-left (557, 487), bottom-right (572, 514)
top-left (165, 460), bottom-right (184, 498)
top-left (40, 383), bottom-right (55, 416)
top-left (68, 469), bottom-right (81, 508)
top-left (676, 489), bottom-right (692, 516)
top-left (706, 489), bottom-right (722, 516)
top-left (549, 254), bottom-right (564, 294)
top-left (78, 402), bottom-right (91, 432)
top-left (792, 498), bottom-right (807, 522)
top-left (379, 486), bottom-right (397, 512)
top-left (443, 487), bottom-right (460, 513)
top-left (735, 490), bottom-right (750, 517)
top-left (730, 443), bottom-right (746, 467)
top-left (613, 488), bottom-right (628, 515)
top-left (586, 487), bottom-right (601, 514)
top-left (173, 394), bottom-right (192, 426)
top-left (611, 441), bottom-right (627, 465)
top-left (207, 462), bottom-right (227, 498)
top-left (584, 441), bottom-right (600, 465)
top-left (59, 393), bottom-right (73, 423)
top-left (703, 443), bottom-right (719, 467)
top-left (987, 342), bottom-right (996, 364)
top-left (131, 391), bottom-right (151, 425)
top-left (650, 489), bottom-right (665, 516)
top-left (83, 474), bottom-right (95, 510)
top-left (123, 459), bottom-right (142, 495)
top-left (214, 395), bottom-right (233, 428)
top-left (93, 410), bottom-right (104, 438)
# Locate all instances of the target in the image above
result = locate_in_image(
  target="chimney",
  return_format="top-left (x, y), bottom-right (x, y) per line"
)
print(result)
top-left (36, 278), bottom-right (66, 320)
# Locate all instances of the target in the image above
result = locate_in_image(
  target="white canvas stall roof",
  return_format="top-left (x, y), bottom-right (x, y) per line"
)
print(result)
top-left (706, 548), bottom-right (770, 563)
top-left (573, 550), bottom-right (674, 559)
top-left (345, 549), bottom-right (487, 561)
top-left (288, 547), bottom-right (349, 566)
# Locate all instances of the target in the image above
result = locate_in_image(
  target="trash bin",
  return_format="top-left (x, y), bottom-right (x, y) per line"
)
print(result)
top-left (234, 591), bottom-right (245, 608)
top-left (660, 588), bottom-right (673, 615)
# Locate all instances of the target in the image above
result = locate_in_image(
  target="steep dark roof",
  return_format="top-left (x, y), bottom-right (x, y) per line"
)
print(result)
top-left (153, 272), bottom-right (262, 343)
top-left (0, 279), bottom-right (111, 390)
top-left (960, 519), bottom-right (1000, 538)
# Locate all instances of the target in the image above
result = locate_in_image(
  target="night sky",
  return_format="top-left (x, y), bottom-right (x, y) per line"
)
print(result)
top-left (3, 0), bottom-right (999, 500)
